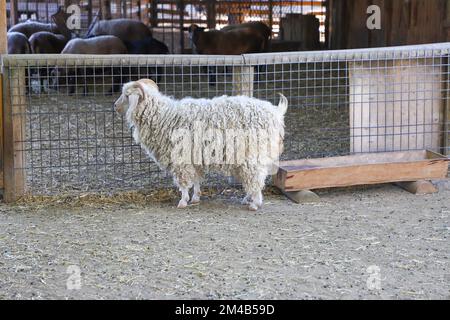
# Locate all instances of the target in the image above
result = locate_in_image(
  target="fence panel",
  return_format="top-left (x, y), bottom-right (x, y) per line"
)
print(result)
top-left (1, 43), bottom-right (449, 200)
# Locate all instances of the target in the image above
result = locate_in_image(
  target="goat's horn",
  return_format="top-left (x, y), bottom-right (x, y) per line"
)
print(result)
top-left (133, 81), bottom-right (147, 100)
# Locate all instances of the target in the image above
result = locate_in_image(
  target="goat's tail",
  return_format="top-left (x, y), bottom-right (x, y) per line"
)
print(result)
top-left (277, 93), bottom-right (288, 115)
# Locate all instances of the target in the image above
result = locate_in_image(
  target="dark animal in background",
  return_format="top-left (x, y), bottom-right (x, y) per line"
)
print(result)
top-left (7, 32), bottom-right (31, 54)
top-left (53, 36), bottom-right (128, 95)
top-left (87, 17), bottom-right (168, 83)
top-left (61, 35), bottom-right (128, 55)
top-left (221, 21), bottom-right (272, 78)
top-left (221, 21), bottom-right (271, 52)
top-left (189, 24), bottom-right (267, 55)
top-left (29, 31), bottom-right (68, 54)
top-left (124, 37), bottom-right (169, 54)
top-left (86, 19), bottom-right (152, 43)
top-left (124, 36), bottom-right (170, 83)
top-left (29, 32), bottom-right (70, 92)
top-left (7, 32), bottom-right (32, 94)
top-left (189, 23), bottom-right (270, 85)
top-left (9, 21), bottom-right (60, 38)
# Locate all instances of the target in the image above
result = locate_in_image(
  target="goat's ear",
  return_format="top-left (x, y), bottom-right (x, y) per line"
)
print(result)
top-left (127, 94), bottom-right (140, 112)
top-left (131, 81), bottom-right (147, 101)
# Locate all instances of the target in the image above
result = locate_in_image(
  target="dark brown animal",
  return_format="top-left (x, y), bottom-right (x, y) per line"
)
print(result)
top-left (86, 19), bottom-right (152, 46)
top-left (53, 36), bottom-right (128, 94)
top-left (29, 32), bottom-right (69, 93)
top-left (7, 32), bottom-right (31, 54)
top-left (221, 21), bottom-right (271, 52)
top-left (189, 24), bottom-right (269, 85)
top-left (189, 24), bottom-right (266, 55)
top-left (9, 21), bottom-right (60, 38)
top-left (61, 36), bottom-right (127, 54)
top-left (29, 32), bottom-right (68, 54)
top-left (123, 37), bottom-right (169, 83)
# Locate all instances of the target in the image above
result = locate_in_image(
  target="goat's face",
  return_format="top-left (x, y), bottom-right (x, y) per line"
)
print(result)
top-left (114, 79), bottom-right (158, 115)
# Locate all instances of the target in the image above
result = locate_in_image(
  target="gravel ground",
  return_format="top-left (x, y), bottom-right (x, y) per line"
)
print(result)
top-left (0, 181), bottom-right (449, 300)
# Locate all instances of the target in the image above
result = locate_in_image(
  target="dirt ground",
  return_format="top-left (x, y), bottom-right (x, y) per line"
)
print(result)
top-left (0, 180), bottom-right (449, 300)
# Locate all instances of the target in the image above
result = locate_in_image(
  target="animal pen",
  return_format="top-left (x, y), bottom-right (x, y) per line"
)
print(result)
top-left (0, 42), bottom-right (449, 201)
top-left (5, 0), bottom-right (327, 53)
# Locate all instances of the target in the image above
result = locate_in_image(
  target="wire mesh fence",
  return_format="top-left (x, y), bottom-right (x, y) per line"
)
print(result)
top-left (1, 43), bottom-right (450, 198)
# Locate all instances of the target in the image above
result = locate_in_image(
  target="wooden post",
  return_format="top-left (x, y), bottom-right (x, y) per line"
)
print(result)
top-left (349, 59), bottom-right (443, 154)
top-left (2, 66), bottom-right (27, 202)
top-left (395, 181), bottom-right (438, 195)
top-left (178, 0), bottom-right (185, 52)
top-left (150, 0), bottom-right (158, 27)
top-left (206, 0), bottom-right (216, 29)
top-left (268, 0), bottom-right (273, 34)
top-left (142, 0), bottom-right (150, 25)
top-left (122, 0), bottom-right (127, 18)
top-left (87, 0), bottom-right (93, 26)
top-left (1, 0), bottom-right (7, 191)
top-left (232, 66), bottom-right (254, 97)
top-left (101, 0), bottom-right (112, 20)
top-left (10, 0), bottom-right (19, 25)
top-left (445, 57), bottom-right (450, 156)
top-left (0, 73), bottom-right (3, 190)
top-left (0, 0), bottom-right (7, 54)
top-left (137, 0), bottom-right (141, 20)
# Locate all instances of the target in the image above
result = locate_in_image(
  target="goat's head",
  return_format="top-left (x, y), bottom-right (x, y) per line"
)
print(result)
top-left (114, 79), bottom-right (158, 115)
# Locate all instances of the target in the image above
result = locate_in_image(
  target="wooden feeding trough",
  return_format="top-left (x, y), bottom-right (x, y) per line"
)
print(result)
top-left (274, 150), bottom-right (449, 203)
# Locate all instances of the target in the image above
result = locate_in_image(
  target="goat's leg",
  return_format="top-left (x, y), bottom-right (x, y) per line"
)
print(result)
top-left (248, 191), bottom-right (263, 211)
top-left (178, 186), bottom-right (191, 209)
top-left (174, 169), bottom-right (196, 208)
top-left (191, 180), bottom-right (202, 204)
top-left (240, 169), bottom-right (267, 211)
top-left (241, 194), bottom-right (251, 205)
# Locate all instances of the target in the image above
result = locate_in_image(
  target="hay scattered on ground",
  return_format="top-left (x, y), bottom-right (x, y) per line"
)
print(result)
top-left (16, 185), bottom-right (283, 208)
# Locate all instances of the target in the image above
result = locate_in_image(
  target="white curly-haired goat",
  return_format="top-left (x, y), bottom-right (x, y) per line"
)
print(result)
top-left (114, 79), bottom-right (288, 210)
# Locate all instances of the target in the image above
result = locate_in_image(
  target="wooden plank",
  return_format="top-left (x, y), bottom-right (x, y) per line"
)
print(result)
top-left (445, 56), bottom-right (450, 156)
top-left (0, 74), bottom-right (3, 189)
top-left (232, 66), bottom-right (254, 97)
top-left (395, 180), bottom-right (438, 195)
top-left (2, 67), bottom-right (27, 202)
top-left (283, 190), bottom-right (321, 204)
top-left (350, 59), bottom-right (443, 154)
top-left (274, 150), bottom-right (449, 192)
top-left (0, 0), bottom-right (7, 54)
top-left (101, 0), bottom-right (112, 20)
top-left (206, 0), bottom-right (216, 29)
top-left (150, 0), bottom-right (158, 27)
top-left (9, 0), bottom-right (19, 26)
top-left (1, 0), bottom-right (6, 191)
top-left (280, 150), bottom-right (429, 167)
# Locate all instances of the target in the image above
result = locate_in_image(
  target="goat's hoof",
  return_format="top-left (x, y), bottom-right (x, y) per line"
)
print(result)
top-left (190, 196), bottom-right (200, 204)
top-left (177, 200), bottom-right (188, 209)
top-left (248, 203), bottom-right (258, 211)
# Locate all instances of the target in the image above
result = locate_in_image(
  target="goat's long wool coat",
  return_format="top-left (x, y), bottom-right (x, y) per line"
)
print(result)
top-left (127, 91), bottom-right (287, 178)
